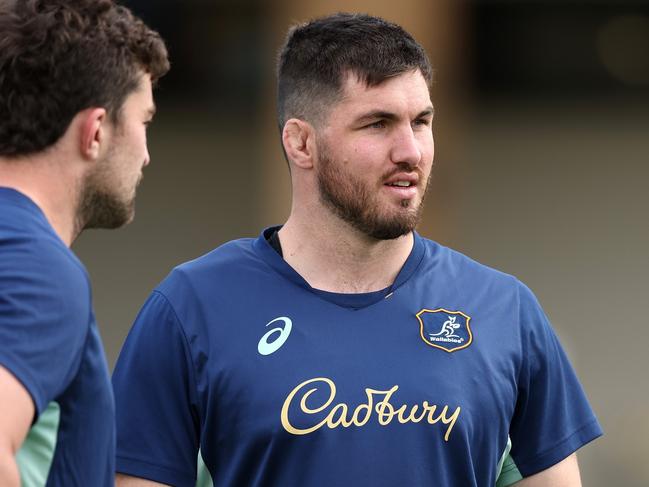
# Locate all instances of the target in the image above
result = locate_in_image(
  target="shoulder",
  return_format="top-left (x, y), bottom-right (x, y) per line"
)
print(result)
top-left (415, 237), bottom-right (542, 325)
top-left (1, 192), bottom-right (89, 284)
top-left (0, 226), bottom-right (90, 299)
top-left (146, 237), bottom-right (260, 316)
top-left (0, 207), bottom-right (91, 327)
top-left (424, 240), bottom-right (552, 341)
top-left (420, 236), bottom-right (521, 289)
top-left (177, 237), bottom-right (258, 274)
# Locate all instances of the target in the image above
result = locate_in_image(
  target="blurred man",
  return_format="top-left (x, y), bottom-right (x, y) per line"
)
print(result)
top-left (113, 13), bottom-right (600, 487)
top-left (0, 0), bottom-right (169, 485)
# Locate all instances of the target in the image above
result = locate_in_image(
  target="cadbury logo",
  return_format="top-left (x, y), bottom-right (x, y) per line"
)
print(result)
top-left (280, 377), bottom-right (461, 441)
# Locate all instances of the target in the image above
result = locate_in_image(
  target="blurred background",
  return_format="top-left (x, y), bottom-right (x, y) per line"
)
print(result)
top-left (74, 0), bottom-right (649, 485)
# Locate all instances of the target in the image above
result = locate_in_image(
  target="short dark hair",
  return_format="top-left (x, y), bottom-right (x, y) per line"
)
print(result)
top-left (0, 0), bottom-right (170, 157)
top-left (277, 12), bottom-right (433, 129)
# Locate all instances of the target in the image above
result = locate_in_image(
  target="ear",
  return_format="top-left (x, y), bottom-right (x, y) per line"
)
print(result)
top-left (282, 118), bottom-right (315, 170)
top-left (79, 108), bottom-right (108, 161)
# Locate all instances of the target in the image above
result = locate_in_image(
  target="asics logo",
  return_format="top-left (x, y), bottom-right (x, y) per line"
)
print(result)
top-left (257, 316), bottom-right (292, 355)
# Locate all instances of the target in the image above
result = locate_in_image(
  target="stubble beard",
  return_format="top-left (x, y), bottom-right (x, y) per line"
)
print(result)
top-left (76, 153), bottom-right (137, 232)
top-left (315, 140), bottom-right (430, 240)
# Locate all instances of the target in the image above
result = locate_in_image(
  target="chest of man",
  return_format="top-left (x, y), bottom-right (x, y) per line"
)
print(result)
top-left (188, 276), bottom-right (520, 486)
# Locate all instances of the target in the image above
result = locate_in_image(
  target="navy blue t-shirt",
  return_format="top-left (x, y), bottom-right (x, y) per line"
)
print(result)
top-left (0, 188), bottom-right (114, 486)
top-left (114, 227), bottom-right (601, 486)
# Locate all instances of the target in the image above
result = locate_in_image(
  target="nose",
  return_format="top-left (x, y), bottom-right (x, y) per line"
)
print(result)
top-left (143, 146), bottom-right (151, 167)
top-left (390, 124), bottom-right (422, 167)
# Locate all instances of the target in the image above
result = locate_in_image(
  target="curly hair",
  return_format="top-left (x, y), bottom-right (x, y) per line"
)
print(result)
top-left (0, 0), bottom-right (169, 157)
top-left (277, 13), bottom-right (432, 129)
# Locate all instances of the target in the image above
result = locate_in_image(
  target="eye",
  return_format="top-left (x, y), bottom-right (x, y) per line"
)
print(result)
top-left (412, 117), bottom-right (432, 128)
top-left (365, 120), bottom-right (386, 129)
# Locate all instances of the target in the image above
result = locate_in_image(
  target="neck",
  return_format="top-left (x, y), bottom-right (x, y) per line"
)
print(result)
top-left (0, 156), bottom-right (81, 246)
top-left (279, 209), bottom-right (414, 293)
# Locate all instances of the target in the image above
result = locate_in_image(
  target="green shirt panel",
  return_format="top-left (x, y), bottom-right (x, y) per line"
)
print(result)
top-left (17, 402), bottom-right (59, 487)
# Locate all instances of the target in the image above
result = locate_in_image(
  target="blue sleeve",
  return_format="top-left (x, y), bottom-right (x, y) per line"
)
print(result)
top-left (509, 282), bottom-right (602, 476)
top-left (0, 241), bottom-right (89, 415)
top-left (113, 291), bottom-right (200, 487)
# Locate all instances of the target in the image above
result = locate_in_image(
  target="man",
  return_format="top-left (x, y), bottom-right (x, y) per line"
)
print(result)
top-left (0, 0), bottom-right (169, 485)
top-left (113, 13), bottom-right (601, 487)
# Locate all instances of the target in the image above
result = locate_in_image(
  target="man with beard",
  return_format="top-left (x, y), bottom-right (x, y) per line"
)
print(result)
top-left (0, 1), bottom-right (168, 485)
top-left (113, 13), bottom-right (600, 487)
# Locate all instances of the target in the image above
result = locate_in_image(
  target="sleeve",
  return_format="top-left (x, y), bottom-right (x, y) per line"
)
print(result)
top-left (0, 242), bottom-right (88, 415)
top-left (113, 290), bottom-right (201, 487)
top-left (509, 282), bottom-right (602, 477)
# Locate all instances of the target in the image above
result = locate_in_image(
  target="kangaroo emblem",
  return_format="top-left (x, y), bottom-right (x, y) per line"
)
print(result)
top-left (430, 315), bottom-right (461, 339)
top-left (416, 308), bottom-right (473, 353)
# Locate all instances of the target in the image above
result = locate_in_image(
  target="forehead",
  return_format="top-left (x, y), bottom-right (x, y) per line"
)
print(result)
top-left (329, 70), bottom-right (432, 121)
top-left (123, 73), bottom-right (154, 112)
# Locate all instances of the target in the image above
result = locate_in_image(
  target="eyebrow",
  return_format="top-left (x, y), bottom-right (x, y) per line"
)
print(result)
top-left (354, 106), bottom-right (435, 124)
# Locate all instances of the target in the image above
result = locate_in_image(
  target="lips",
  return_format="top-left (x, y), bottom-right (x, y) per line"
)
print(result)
top-left (384, 172), bottom-right (419, 188)
top-left (383, 181), bottom-right (419, 202)
top-left (381, 171), bottom-right (421, 200)
top-left (386, 180), bottom-right (414, 188)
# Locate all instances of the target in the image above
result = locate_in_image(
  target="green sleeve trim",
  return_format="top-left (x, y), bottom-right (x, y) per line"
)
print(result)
top-left (496, 454), bottom-right (524, 486)
top-left (495, 437), bottom-right (523, 487)
top-left (195, 450), bottom-right (213, 487)
top-left (17, 401), bottom-right (60, 487)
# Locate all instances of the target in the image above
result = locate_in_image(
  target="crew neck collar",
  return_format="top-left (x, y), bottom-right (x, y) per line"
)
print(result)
top-left (253, 225), bottom-right (426, 309)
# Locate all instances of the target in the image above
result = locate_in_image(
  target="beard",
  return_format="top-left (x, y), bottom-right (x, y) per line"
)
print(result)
top-left (315, 139), bottom-right (430, 240)
top-left (76, 156), bottom-right (137, 231)
top-left (77, 183), bottom-right (134, 230)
